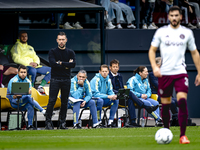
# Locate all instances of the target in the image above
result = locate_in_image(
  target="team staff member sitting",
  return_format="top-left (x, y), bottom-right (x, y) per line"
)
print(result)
top-left (127, 66), bottom-right (162, 126)
top-left (109, 59), bottom-right (158, 127)
top-left (11, 31), bottom-right (51, 94)
top-left (68, 70), bottom-right (103, 129)
top-left (7, 65), bottom-right (46, 130)
top-left (90, 64), bottom-right (119, 127)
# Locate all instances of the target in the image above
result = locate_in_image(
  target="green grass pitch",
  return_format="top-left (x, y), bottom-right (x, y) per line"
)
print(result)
top-left (0, 126), bottom-right (200, 150)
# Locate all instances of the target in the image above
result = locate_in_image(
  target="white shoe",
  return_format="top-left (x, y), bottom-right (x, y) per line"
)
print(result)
top-left (106, 22), bottom-right (116, 29)
top-left (142, 24), bottom-right (148, 29)
top-left (1, 83), bottom-right (4, 88)
top-left (63, 22), bottom-right (74, 29)
top-left (73, 22), bottom-right (83, 29)
top-left (197, 22), bottom-right (200, 28)
top-left (187, 23), bottom-right (197, 29)
top-left (117, 24), bottom-right (123, 29)
top-left (37, 86), bottom-right (45, 95)
top-left (148, 23), bottom-right (158, 29)
top-left (104, 14), bottom-right (109, 21)
top-left (127, 24), bottom-right (136, 29)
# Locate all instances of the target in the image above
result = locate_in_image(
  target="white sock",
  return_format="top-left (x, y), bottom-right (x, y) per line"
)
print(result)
top-left (93, 123), bottom-right (99, 127)
top-left (42, 109), bottom-right (46, 115)
top-left (108, 119), bottom-right (113, 125)
top-left (38, 85), bottom-right (43, 89)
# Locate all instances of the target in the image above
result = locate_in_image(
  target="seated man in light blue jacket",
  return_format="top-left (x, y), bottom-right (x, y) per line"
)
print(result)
top-left (127, 66), bottom-right (162, 127)
top-left (68, 70), bottom-right (103, 129)
top-left (90, 64), bottom-right (119, 127)
top-left (7, 65), bottom-right (46, 130)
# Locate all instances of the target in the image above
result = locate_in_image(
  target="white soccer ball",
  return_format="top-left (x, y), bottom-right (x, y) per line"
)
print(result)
top-left (155, 128), bottom-right (173, 144)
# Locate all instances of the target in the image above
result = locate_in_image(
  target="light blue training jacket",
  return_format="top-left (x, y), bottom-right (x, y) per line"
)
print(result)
top-left (70, 75), bottom-right (92, 103)
top-left (126, 73), bottom-right (152, 98)
top-left (90, 73), bottom-right (114, 99)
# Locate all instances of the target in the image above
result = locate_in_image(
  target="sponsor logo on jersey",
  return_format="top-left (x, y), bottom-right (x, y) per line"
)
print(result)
top-left (165, 41), bottom-right (183, 46)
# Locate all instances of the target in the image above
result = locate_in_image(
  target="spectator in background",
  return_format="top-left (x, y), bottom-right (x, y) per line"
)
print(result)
top-left (179, 0), bottom-right (200, 29)
top-left (101, 0), bottom-right (116, 29)
top-left (187, 0), bottom-right (200, 28)
top-left (90, 64), bottom-right (119, 127)
top-left (110, 0), bottom-right (136, 29)
top-left (68, 70), bottom-right (103, 129)
top-left (161, 0), bottom-right (173, 13)
top-left (109, 59), bottom-right (158, 127)
top-left (127, 66), bottom-right (163, 126)
top-left (149, 57), bottom-right (179, 126)
top-left (11, 31), bottom-right (51, 94)
top-left (141, 0), bottom-right (158, 29)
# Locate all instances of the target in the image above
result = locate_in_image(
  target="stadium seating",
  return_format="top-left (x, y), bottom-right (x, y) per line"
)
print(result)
top-left (143, 94), bottom-right (159, 126)
top-left (32, 87), bottom-right (61, 109)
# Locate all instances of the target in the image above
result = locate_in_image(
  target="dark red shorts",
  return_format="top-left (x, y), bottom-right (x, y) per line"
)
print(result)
top-left (158, 74), bottom-right (189, 97)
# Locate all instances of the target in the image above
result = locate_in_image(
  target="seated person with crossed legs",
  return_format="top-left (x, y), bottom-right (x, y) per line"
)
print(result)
top-left (90, 64), bottom-right (119, 127)
top-left (127, 66), bottom-right (163, 127)
top-left (10, 31), bottom-right (51, 94)
top-left (0, 51), bottom-right (18, 87)
top-left (109, 59), bottom-right (158, 127)
top-left (68, 70), bottom-right (103, 129)
top-left (6, 65), bottom-right (46, 130)
top-left (0, 64), bottom-right (18, 87)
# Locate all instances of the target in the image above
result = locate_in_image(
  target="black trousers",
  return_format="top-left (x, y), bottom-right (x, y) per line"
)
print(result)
top-left (46, 78), bottom-right (71, 124)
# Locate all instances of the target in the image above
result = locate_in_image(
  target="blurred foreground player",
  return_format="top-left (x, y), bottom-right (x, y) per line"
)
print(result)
top-left (149, 6), bottom-right (200, 144)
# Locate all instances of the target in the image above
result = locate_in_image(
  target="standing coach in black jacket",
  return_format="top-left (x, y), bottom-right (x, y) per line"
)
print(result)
top-left (45, 32), bottom-right (76, 129)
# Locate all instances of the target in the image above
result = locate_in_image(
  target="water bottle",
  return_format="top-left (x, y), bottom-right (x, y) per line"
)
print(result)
top-left (118, 118), bottom-right (121, 128)
top-left (141, 118), bottom-right (145, 127)
top-left (78, 119), bottom-right (82, 127)
top-left (121, 118), bottom-right (124, 127)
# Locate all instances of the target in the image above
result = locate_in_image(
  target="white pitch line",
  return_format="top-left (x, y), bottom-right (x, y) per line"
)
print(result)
top-left (0, 135), bottom-right (180, 139)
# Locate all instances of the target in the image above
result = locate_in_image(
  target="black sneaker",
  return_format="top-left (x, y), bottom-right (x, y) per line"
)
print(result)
top-left (107, 122), bottom-right (117, 128)
top-left (171, 118), bottom-right (179, 126)
top-left (73, 123), bottom-right (82, 129)
top-left (155, 119), bottom-right (163, 127)
top-left (58, 122), bottom-right (68, 130)
top-left (93, 123), bottom-right (105, 128)
top-left (145, 105), bottom-right (159, 114)
top-left (45, 122), bottom-right (54, 130)
top-left (129, 122), bottom-right (141, 127)
top-left (27, 125), bottom-right (37, 130)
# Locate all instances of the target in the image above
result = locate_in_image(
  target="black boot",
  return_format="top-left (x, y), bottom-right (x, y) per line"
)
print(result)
top-left (144, 105), bottom-right (159, 114)
top-left (57, 121), bottom-right (68, 129)
top-left (45, 121), bottom-right (54, 130)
